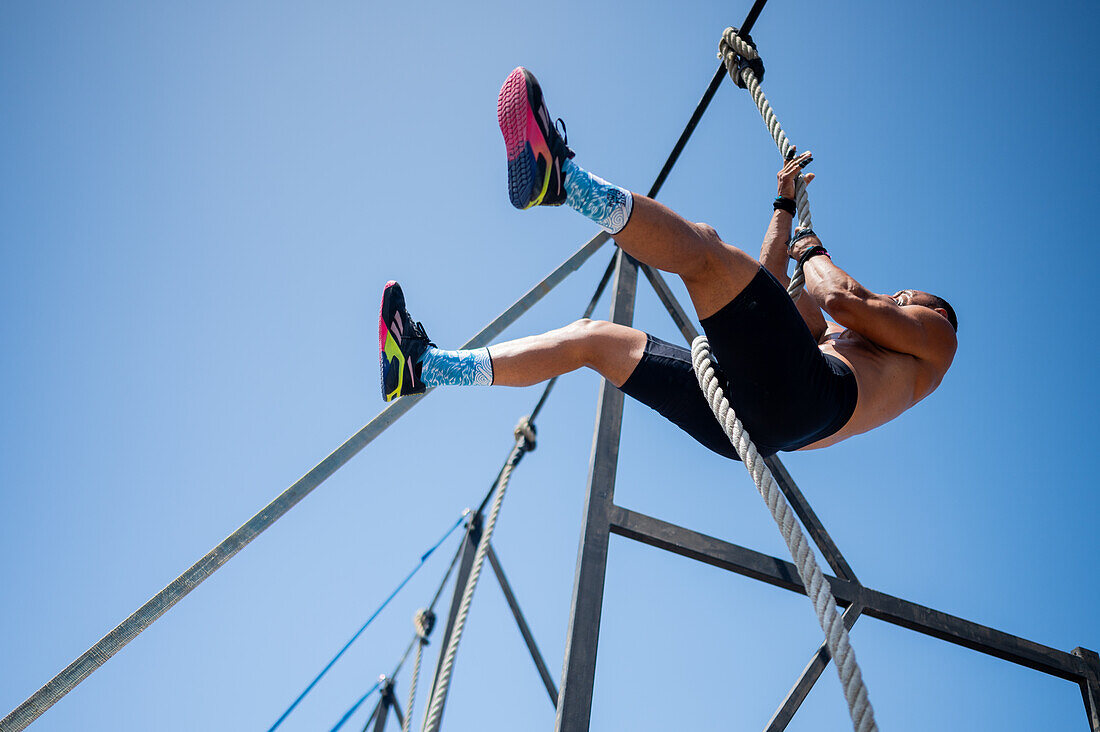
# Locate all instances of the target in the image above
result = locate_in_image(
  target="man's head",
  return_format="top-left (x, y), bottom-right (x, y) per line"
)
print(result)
top-left (891, 290), bottom-right (958, 332)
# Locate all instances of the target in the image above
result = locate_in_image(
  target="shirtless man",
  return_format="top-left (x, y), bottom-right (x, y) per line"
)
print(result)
top-left (378, 68), bottom-right (957, 459)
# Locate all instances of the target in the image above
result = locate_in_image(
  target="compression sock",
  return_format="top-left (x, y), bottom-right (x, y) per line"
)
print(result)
top-left (419, 347), bottom-right (494, 387)
top-left (562, 158), bottom-right (634, 234)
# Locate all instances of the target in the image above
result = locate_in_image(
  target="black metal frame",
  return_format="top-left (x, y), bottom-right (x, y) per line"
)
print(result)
top-left (331, 4), bottom-right (1100, 727)
top-left (551, 4), bottom-right (1099, 724)
top-left (555, 253), bottom-right (1100, 732)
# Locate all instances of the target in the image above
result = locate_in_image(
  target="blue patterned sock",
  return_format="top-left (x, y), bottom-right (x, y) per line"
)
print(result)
top-left (419, 347), bottom-right (494, 387)
top-left (563, 158), bottom-right (634, 234)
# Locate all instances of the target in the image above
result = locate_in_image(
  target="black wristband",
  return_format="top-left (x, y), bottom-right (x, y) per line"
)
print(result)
top-left (773, 196), bottom-right (796, 215)
top-left (798, 244), bottom-right (830, 268)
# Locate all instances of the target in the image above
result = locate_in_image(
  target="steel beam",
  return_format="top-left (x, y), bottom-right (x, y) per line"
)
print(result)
top-left (763, 603), bottom-right (863, 732)
top-left (555, 251), bottom-right (638, 731)
top-left (424, 516), bottom-right (482, 729)
top-left (372, 678), bottom-right (395, 732)
top-left (646, 0), bottom-right (770, 199)
top-left (487, 545), bottom-right (559, 708)
top-left (608, 504), bottom-right (1093, 682)
top-left (1073, 648), bottom-right (1100, 732)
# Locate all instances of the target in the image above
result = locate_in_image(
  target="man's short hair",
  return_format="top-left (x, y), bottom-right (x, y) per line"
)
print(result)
top-left (925, 294), bottom-right (958, 332)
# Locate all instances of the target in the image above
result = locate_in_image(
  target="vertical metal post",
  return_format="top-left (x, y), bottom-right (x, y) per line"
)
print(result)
top-left (555, 251), bottom-right (638, 732)
top-left (424, 515), bottom-right (481, 730)
top-left (1074, 648), bottom-right (1100, 732)
top-left (373, 677), bottom-right (395, 732)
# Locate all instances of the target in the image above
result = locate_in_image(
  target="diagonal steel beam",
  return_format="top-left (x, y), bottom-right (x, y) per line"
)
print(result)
top-left (763, 456), bottom-right (857, 582)
top-left (638, 262), bottom-right (699, 343)
top-left (487, 545), bottom-right (559, 708)
top-left (763, 603), bottom-right (863, 732)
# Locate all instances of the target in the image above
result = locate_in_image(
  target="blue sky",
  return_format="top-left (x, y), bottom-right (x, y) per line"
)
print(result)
top-left (2, 1), bottom-right (1098, 730)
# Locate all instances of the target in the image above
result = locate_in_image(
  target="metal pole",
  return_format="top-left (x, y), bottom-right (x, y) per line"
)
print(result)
top-left (608, 504), bottom-right (1094, 681)
top-left (486, 545), bottom-right (559, 707)
top-left (555, 250), bottom-right (638, 731)
top-left (422, 516), bottom-right (482, 731)
top-left (646, 0), bottom-right (769, 200)
top-left (763, 604), bottom-right (863, 732)
top-left (372, 677), bottom-right (394, 732)
top-left (1072, 648), bottom-right (1100, 732)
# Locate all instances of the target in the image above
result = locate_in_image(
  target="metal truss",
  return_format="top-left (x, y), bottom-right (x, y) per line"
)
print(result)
top-left (7, 1), bottom-right (1096, 729)
top-left (554, 252), bottom-right (1100, 732)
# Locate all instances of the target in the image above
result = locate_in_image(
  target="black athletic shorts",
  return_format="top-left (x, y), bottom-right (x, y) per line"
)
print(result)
top-left (619, 267), bottom-right (857, 460)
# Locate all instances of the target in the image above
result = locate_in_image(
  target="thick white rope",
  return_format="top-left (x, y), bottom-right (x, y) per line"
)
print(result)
top-left (720, 27), bottom-right (813, 301)
top-left (421, 417), bottom-right (535, 732)
top-left (403, 643), bottom-right (423, 732)
top-left (703, 28), bottom-right (878, 732)
top-left (402, 609), bottom-right (434, 732)
top-left (691, 338), bottom-right (875, 732)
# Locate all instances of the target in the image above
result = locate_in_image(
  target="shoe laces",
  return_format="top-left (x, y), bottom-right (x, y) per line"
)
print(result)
top-left (410, 319), bottom-right (435, 348)
top-left (554, 117), bottom-right (568, 146)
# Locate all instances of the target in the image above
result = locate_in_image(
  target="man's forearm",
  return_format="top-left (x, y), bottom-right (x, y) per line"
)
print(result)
top-left (762, 210), bottom-right (828, 340)
top-left (803, 254), bottom-right (873, 317)
top-left (759, 209), bottom-right (793, 284)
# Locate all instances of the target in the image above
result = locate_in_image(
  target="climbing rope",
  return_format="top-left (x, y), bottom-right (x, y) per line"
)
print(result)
top-left (719, 26), bottom-right (813, 301)
top-left (695, 28), bottom-right (878, 732)
top-left (402, 609), bottom-right (434, 732)
top-left (692, 338), bottom-right (875, 732)
top-left (421, 417), bottom-right (536, 732)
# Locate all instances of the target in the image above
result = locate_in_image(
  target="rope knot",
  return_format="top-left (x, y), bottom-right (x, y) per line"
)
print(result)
top-left (414, 608), bottom-right (436, 640)
top-left (513, 415), bottom-right (537, 451)
top-left (719, 27), bottom-right (765, 88)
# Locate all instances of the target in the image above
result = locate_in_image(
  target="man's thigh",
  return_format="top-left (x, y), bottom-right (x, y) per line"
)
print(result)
top-left (680, 230), bottom-right (763, 320)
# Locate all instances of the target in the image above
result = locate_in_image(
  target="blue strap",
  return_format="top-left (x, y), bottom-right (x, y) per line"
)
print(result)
top-left (327, 678), bottom-right (382, 732)
top-left (266, 512), bottom-right (467, 732)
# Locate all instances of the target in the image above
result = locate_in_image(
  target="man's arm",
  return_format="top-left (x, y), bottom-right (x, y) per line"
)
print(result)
top-left (759, 152), bottom-right (827, 341)
top-left (798, 249), bottom-right (957, 363)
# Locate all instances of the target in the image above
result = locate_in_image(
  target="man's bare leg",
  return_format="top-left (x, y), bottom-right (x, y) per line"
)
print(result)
top-left (612, 195), bottom-right (761, 320)
top-left (489, 319), bottom-right (645, 388)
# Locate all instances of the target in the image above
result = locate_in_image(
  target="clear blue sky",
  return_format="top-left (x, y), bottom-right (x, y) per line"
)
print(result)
top-left (2, 1), bottom-right (1098, 730)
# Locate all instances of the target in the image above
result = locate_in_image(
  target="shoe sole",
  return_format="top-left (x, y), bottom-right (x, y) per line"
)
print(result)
top-left (379, 281), bottom-right (404, 402)
top-left (498, 67), bottom-right (552, 210)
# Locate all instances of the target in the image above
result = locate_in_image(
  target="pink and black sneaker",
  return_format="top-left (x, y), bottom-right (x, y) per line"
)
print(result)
top-left (379, 281), bottom-right (434, 402)
top-left (497, 67), bottom-right (575, 209)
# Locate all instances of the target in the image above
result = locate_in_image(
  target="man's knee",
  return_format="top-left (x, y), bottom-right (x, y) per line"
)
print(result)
top-left (693, 222), bottom-right (721, 243)
top-left (679, 221), bottom-right (728, 280)
top-left (566, 319), bottom-right (643, 369)
top-left (565, 318), bottom-right (622, 348)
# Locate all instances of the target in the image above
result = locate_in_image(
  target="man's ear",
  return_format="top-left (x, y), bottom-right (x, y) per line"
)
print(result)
top-left (933, 307), bottom-right (950, 322)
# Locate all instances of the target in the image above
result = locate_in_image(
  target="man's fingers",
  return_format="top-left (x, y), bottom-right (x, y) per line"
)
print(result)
top-left (803, 172), bottom-right (815, 185)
